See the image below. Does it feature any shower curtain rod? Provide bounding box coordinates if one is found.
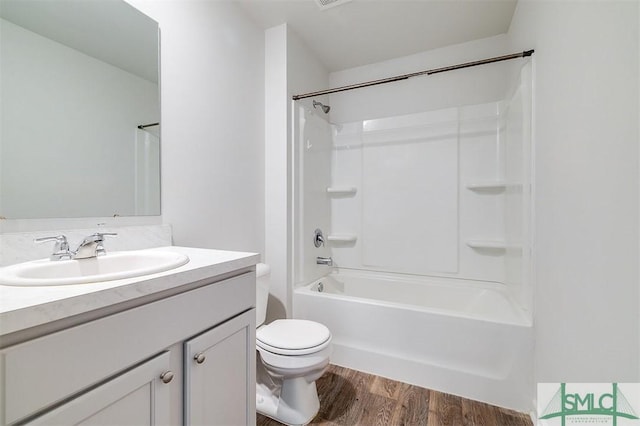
[137,122,159,129]
[292,50,534,100]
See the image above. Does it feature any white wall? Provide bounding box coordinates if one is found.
[329,35,513,123]
[509,1,639,383]
[1,18,159,219]
[265,24,329,319]
[265,24,289,320]
[126,0,265,255]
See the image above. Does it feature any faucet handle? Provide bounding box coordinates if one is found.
[34,235,68,245]
[95,232,118,256]
[93,232,117,256]
[34,235,72,260]
[94,232,118,239]
[80,232,117,243]
[314,229,325,248]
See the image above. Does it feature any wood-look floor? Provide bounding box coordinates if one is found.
[257,364,532,426]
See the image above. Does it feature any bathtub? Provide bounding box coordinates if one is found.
[293,269,533,412]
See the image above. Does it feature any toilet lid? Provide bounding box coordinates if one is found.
[256,319,331,353]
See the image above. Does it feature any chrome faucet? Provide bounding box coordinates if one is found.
[35,232,117,260]
[34,235,73,261]
[316,256,333,266]
[74,232,117,259]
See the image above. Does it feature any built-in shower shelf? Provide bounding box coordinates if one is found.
[466,239,507,250]
[327,234,358,243]
[465,181,523,191]
[326,186,357,195]
[465,181,507,191]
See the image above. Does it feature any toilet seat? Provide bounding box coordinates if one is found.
[256,319,331,356]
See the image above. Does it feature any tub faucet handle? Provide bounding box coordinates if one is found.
[314,229,325,248]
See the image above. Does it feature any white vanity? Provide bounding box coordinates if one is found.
[0,246,258,425]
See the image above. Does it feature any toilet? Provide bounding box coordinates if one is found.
[255,263,332,425]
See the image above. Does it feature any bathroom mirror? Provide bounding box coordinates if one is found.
[0,0,160,219]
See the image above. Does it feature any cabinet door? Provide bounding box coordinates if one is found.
[26,351,172,426]
[184,309,256,426]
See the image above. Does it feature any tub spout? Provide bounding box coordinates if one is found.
[316,256,333,266]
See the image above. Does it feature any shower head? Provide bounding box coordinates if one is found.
[313,100,330,114]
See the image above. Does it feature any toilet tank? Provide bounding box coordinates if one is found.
[256,263,270,327]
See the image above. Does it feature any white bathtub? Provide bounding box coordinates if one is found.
[293,269,533,412]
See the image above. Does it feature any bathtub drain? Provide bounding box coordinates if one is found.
[317,282,324,292]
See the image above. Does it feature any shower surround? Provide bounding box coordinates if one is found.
[292,58,533,411]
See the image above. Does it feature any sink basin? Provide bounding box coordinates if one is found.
[0,250,190,286]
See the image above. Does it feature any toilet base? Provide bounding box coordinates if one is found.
[256,362,322,425]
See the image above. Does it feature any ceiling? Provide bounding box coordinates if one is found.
[238,0,518,72]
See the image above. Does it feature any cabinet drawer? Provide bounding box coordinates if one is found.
[1,272,254,424]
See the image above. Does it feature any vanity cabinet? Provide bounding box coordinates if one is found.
[0,270,256,426]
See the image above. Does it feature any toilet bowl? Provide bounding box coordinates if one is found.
[255,264,332,425]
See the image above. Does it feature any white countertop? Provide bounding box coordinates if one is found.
[0,246,259,339]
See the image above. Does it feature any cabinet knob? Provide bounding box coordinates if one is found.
[160,371,174,384]
[194,353,206,364]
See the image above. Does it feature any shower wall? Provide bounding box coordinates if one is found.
[502,63,532,312]
[293,102,333,286]
[329,65,531,307]
[331,103,503,280]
